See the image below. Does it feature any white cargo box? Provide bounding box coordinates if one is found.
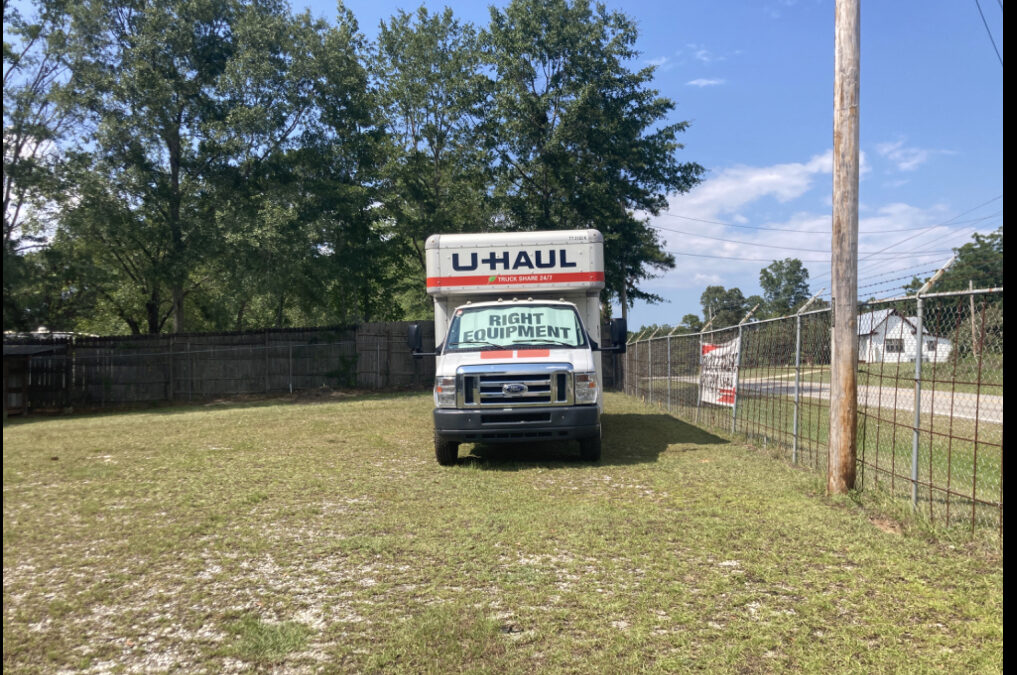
[425,229,605,297]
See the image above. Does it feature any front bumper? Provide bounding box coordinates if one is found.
[434,405,600,444]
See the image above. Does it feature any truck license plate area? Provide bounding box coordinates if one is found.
[480,412,552,425]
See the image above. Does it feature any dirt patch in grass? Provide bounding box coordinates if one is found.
[870,517,904,535]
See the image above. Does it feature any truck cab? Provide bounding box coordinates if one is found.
[408,229,625,465]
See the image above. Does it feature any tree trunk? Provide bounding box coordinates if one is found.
[619,283,629,322]
[275,292,285,328]
[167,111,185,333]
[146,289,161,334]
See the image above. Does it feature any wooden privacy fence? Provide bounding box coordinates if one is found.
[5,322,621,414]
[5,324,427,412]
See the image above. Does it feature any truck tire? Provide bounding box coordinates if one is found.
[435,432,459,466]
[579,435,602,462]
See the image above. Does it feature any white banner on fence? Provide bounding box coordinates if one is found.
[699,338,740,407]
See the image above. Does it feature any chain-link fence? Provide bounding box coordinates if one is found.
[624,287,1003,536]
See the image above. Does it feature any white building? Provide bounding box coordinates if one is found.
[857,309,953,363]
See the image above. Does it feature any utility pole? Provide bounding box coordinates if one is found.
[829,0,860,495]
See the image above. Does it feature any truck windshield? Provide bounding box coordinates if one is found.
[444,305,588,352]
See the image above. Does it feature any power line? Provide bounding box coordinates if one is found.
[974,0,1004,66]
[664,248,954,264]
[850,217,984,268]
[857,266,940,288]
[652,223,956,255]
[665,249,830,263]
[658,207,1000,234]
[854,225,985,279]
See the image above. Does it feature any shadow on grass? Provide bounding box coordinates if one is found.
[460,412,728,469]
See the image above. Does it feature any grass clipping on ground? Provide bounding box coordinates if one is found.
[2,393,1002,673]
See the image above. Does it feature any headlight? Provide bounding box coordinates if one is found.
[434,376,456,407]
[574,372,598,404]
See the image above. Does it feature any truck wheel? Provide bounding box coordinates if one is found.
[435,432,459,466]
[579,435,602,462]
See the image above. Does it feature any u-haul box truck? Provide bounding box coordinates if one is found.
[407,229,626,465]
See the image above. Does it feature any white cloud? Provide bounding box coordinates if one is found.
[646,56,675,73]
[875,139,953,172]
[665,151,832,221]
[693,272,723,285]
[687,78,725,87]
[680,43,726,65]
[875,140,928,171]
[636,152,969,295]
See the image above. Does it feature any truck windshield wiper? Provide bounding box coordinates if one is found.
[509,339,576,348]
[446,340,512,350]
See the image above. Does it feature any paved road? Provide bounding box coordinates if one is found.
[739,377,1003,424]
[651,374,1003,425]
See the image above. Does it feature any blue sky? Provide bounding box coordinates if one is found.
[302,0,1003,328]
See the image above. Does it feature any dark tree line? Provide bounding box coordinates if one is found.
[3,0,703,335]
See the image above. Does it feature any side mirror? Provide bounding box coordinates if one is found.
[610,318,627,354]
[407,324,423,353]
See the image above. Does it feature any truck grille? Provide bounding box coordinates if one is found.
[457,363,573,408]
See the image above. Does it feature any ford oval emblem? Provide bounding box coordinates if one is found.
[503,383,528,396]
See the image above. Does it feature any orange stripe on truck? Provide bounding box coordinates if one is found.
[426,271,604,288]
[479,349,552,359]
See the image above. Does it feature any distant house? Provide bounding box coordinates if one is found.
[857,309,952,363]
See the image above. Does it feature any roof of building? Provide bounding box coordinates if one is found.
[857,309,894,336]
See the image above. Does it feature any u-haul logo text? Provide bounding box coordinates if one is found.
[451,249,577,272]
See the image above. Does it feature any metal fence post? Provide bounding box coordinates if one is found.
[911,295,924,508]
[695,335,703,425]
[288,344,293,394]
[168,336,174,402]
[792,314,802,464]
[731,324,743,434]
[647,338,653,406]
[666,334,672,413]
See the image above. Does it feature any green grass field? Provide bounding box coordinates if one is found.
[3,393,1002,673]
[637,374,1003,536]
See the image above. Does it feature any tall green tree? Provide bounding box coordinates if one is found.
[700,285,746,329]
[759,257,811,318]
[372,6,491,273]
[210,4,393,327]
[905,227,1002,294]
[679,312,703,333]
[482,0,702,314]
[3,0,74,330]
[54,0,339,333]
